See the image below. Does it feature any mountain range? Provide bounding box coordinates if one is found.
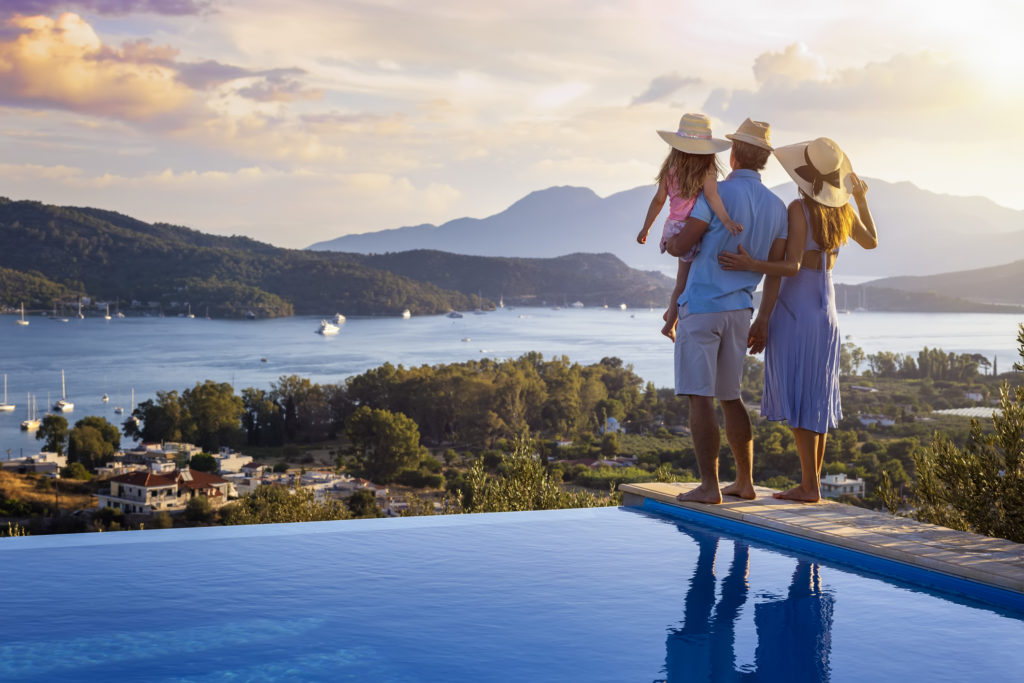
[309,179,1024,287]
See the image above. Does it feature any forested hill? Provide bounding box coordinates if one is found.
[0,198,674,317]
[350,250,673,308]
[0,197,477,318]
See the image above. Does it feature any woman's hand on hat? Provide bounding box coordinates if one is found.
[849,172,868,199]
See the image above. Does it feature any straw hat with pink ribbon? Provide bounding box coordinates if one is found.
[657,113,731,155]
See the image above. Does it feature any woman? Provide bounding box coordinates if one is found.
[718,137,878,502]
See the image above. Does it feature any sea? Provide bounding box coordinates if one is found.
[0,306,1021,457]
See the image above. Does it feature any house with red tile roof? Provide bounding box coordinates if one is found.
[96,467,233,515]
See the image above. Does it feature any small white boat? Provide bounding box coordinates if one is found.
[619,303,628,310]
[104,304,112,321]
[54,369,74,412]
[15,302,29,326]
[334,313,346,324]
[401,309,412,319]
[0,374,14,412]
[316,319,340,335]
[446,311,463,319]
[20,394,39,431]
[113,405,124,415]
[570,301,584,308]
[461,337,471,342]
[101,393,109,403]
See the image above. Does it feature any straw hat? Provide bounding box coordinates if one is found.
[657,113,731,155]
[774,137,853,207]
[725,118,773,150]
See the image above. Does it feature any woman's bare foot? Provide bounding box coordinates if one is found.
[721,482,756,500]
[771,486,820,503]
[676,485,722,505]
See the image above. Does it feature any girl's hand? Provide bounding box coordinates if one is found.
[725,220,744,236]
[849,172,868,199]
[637,228,649,244]
[718,244,755,271]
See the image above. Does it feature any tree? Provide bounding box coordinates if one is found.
[221,485,349,525]
[68,425,115,470]
[184,495,214,523]
[345,406,425,483]
[346,489,383,518]
[909,324,1024,542]
[60,462,92,480]
[36,414,68,456]
[189,453,219,473]
[125,390,185,442]
[181,380,244,452]
[460,443,608,513]
[68,416,120,471]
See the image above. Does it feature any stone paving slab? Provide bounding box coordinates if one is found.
[619,481,1024,594]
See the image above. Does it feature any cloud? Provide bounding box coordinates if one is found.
[630,72,702,106]
[704,45,986,135]
[2,0,210,16]
[0,13,197,122]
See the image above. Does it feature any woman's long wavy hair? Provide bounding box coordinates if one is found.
[657,149,721,200]
[800,190,855,251]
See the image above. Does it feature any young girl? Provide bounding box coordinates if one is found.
[636,113,742,340]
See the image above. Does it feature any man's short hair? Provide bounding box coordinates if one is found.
[732,141,771,171]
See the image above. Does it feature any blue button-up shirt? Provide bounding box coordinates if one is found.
[678,169,788,314]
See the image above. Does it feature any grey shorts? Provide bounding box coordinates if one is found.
[674,304,751,399]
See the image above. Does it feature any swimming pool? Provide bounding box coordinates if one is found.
[1,506,1022,681]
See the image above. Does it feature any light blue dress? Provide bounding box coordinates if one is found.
[761,201,842,433]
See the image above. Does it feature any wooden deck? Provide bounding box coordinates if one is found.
[619,481,1024,596]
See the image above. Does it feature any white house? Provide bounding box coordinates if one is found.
[1,452,67,474]
[820,473,866,499]
[212,447,253,473]
[96,466,232,514]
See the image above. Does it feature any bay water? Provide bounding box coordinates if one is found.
[0,307,1020,457]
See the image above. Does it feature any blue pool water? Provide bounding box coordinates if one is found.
[1,506,1022,682]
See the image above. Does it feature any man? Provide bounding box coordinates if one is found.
[665,118,787,504]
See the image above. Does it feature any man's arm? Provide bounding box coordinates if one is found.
[748,236,788,354]
[665,216,709,257]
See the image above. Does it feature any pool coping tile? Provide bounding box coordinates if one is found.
[619,481,1024,596]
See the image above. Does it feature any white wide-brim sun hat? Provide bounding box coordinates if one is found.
[774,137,854,207]
[657,113,731,155]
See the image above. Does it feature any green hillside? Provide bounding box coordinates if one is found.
[353,250,673,308]
[0,197,477,318]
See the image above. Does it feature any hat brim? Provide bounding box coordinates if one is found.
[725,132,773,151]
[773,141,853,208]
[657,130,731,155]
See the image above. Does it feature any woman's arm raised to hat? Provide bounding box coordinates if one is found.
[637,176,669,244]
[849,172,878,250]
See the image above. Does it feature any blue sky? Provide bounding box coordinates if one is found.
[1,1,1021,248]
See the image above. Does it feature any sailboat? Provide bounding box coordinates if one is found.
[20,394,39,431]
[186,304,195,319]
[0,374,14,411]
[76,299,84,319]
[54,369,74,412]
[104,304,112,321]
[16,302,29,326]
[125,387,139,426]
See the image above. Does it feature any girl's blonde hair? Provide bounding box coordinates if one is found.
[656,149,721,200]
[800,191,855,251]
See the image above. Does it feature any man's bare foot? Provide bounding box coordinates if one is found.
[676,486,723,505]
[721,482,756,500]
[771,486,820,503]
